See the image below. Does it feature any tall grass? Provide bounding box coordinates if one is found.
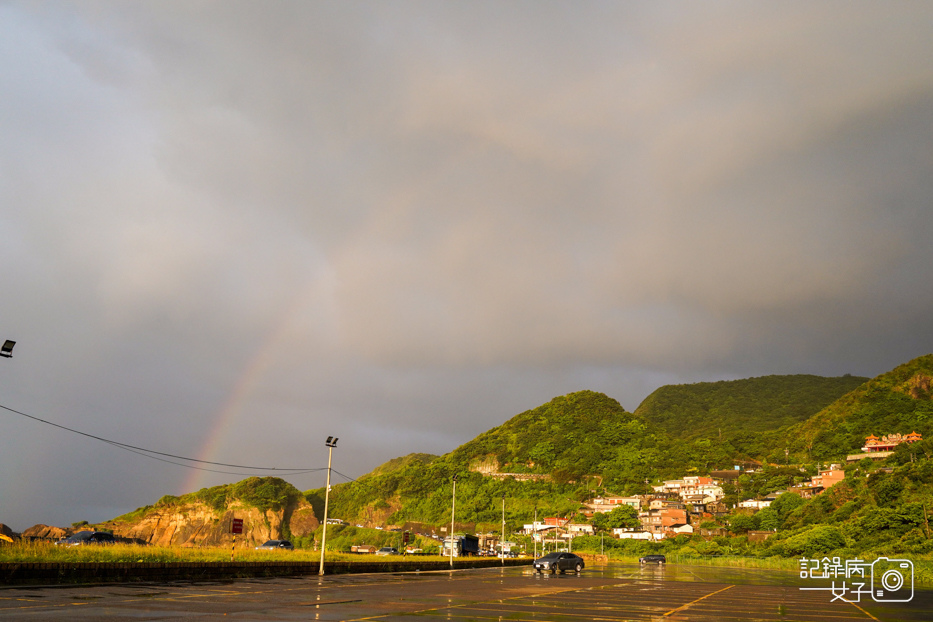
[0,541,442,564]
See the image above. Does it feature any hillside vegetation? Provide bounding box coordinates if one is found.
[319,391,673,530]
[635,374,868,457]
[56,355,931,571]
[785,354,933,462]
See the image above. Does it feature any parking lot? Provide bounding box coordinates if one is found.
[1,564,930,621]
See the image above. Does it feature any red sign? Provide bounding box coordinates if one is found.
[231,518,244,535]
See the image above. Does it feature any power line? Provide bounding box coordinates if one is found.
[331,469,358,483]
[0,402,327,475]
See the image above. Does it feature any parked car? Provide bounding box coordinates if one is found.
[255,540,293,550]
[58,531,116,546]
[639,554,667,564]
[533,552,585,574]
[375,547,399,556]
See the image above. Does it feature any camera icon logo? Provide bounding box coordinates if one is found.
[871,558,914,603]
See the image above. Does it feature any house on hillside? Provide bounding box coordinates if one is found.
[522,522,558,537]
[639,507,688,535]
[614,529,663,540]
[793,468,845,499]
[652,477,724,502]
[566,523,595,536]
[668,523,693,536]
[848,432,923,462]
[862,432,922,452]
[587,496,642,512]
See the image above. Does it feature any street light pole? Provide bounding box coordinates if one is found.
[318,436,338,576]
[533,504,538,559]
[449,473,458,569]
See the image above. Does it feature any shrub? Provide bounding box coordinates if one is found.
[782,525,846,557]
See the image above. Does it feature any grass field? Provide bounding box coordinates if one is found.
[0,541,423,564]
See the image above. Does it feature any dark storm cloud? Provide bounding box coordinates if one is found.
[1,1,932,529]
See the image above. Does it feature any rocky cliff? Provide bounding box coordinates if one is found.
[18,477,320,548]
[102,500,318,547]
[20,524,69,540]
[101,477,320,547]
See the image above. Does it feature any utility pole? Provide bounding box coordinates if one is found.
[501,493,506,566]
[318,436,338,576]
[449,473,458,568]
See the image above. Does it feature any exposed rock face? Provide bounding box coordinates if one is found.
[21,524,69,540]
[13,478,320,548]
[101,500,319,547]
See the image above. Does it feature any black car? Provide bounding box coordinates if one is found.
[255,540,294,550]
[59,531,116,546]
[533,552,585,574]
[639,554,667,564]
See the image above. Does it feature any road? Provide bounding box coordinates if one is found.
[1,563,930,621]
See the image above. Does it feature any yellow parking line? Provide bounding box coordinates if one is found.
[844,600,880,621]
[661,584,734,617]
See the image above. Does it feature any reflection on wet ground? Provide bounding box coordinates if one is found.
[0,561,930,621]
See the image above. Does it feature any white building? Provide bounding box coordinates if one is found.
[738,499,772,510]
[613,529,664,541]
[588,496,642,512]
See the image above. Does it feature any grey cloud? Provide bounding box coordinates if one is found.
[1,1,932,529]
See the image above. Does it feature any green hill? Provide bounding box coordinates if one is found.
[786,354,933,462]
[367,453,438,478]
[447,390,669,481]
[311,361,932,537]
[320,391,689,529]
[635,374,868,439]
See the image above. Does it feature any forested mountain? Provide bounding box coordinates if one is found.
[446,391,680,483]
[634,374,868,442]
[784,354,933,462]
[318,391,689,530]
[312,361,930,533]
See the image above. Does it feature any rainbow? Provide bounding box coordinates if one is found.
[181,294,315,494]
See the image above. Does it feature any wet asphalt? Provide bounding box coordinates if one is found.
[1,562,930,621]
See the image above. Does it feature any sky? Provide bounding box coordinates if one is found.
[2,1,933,531]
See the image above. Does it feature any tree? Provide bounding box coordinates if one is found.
[771,492,805,523]
[592,506,639,532]
[729,513,758,534]
[756,507,780,531]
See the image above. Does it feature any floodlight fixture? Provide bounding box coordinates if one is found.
[325,436,338,448]
[1,340,14,358]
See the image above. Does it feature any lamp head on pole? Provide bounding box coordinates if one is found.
[325,436,338,448]
[452,473,458,483]
[1,340,14,358]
